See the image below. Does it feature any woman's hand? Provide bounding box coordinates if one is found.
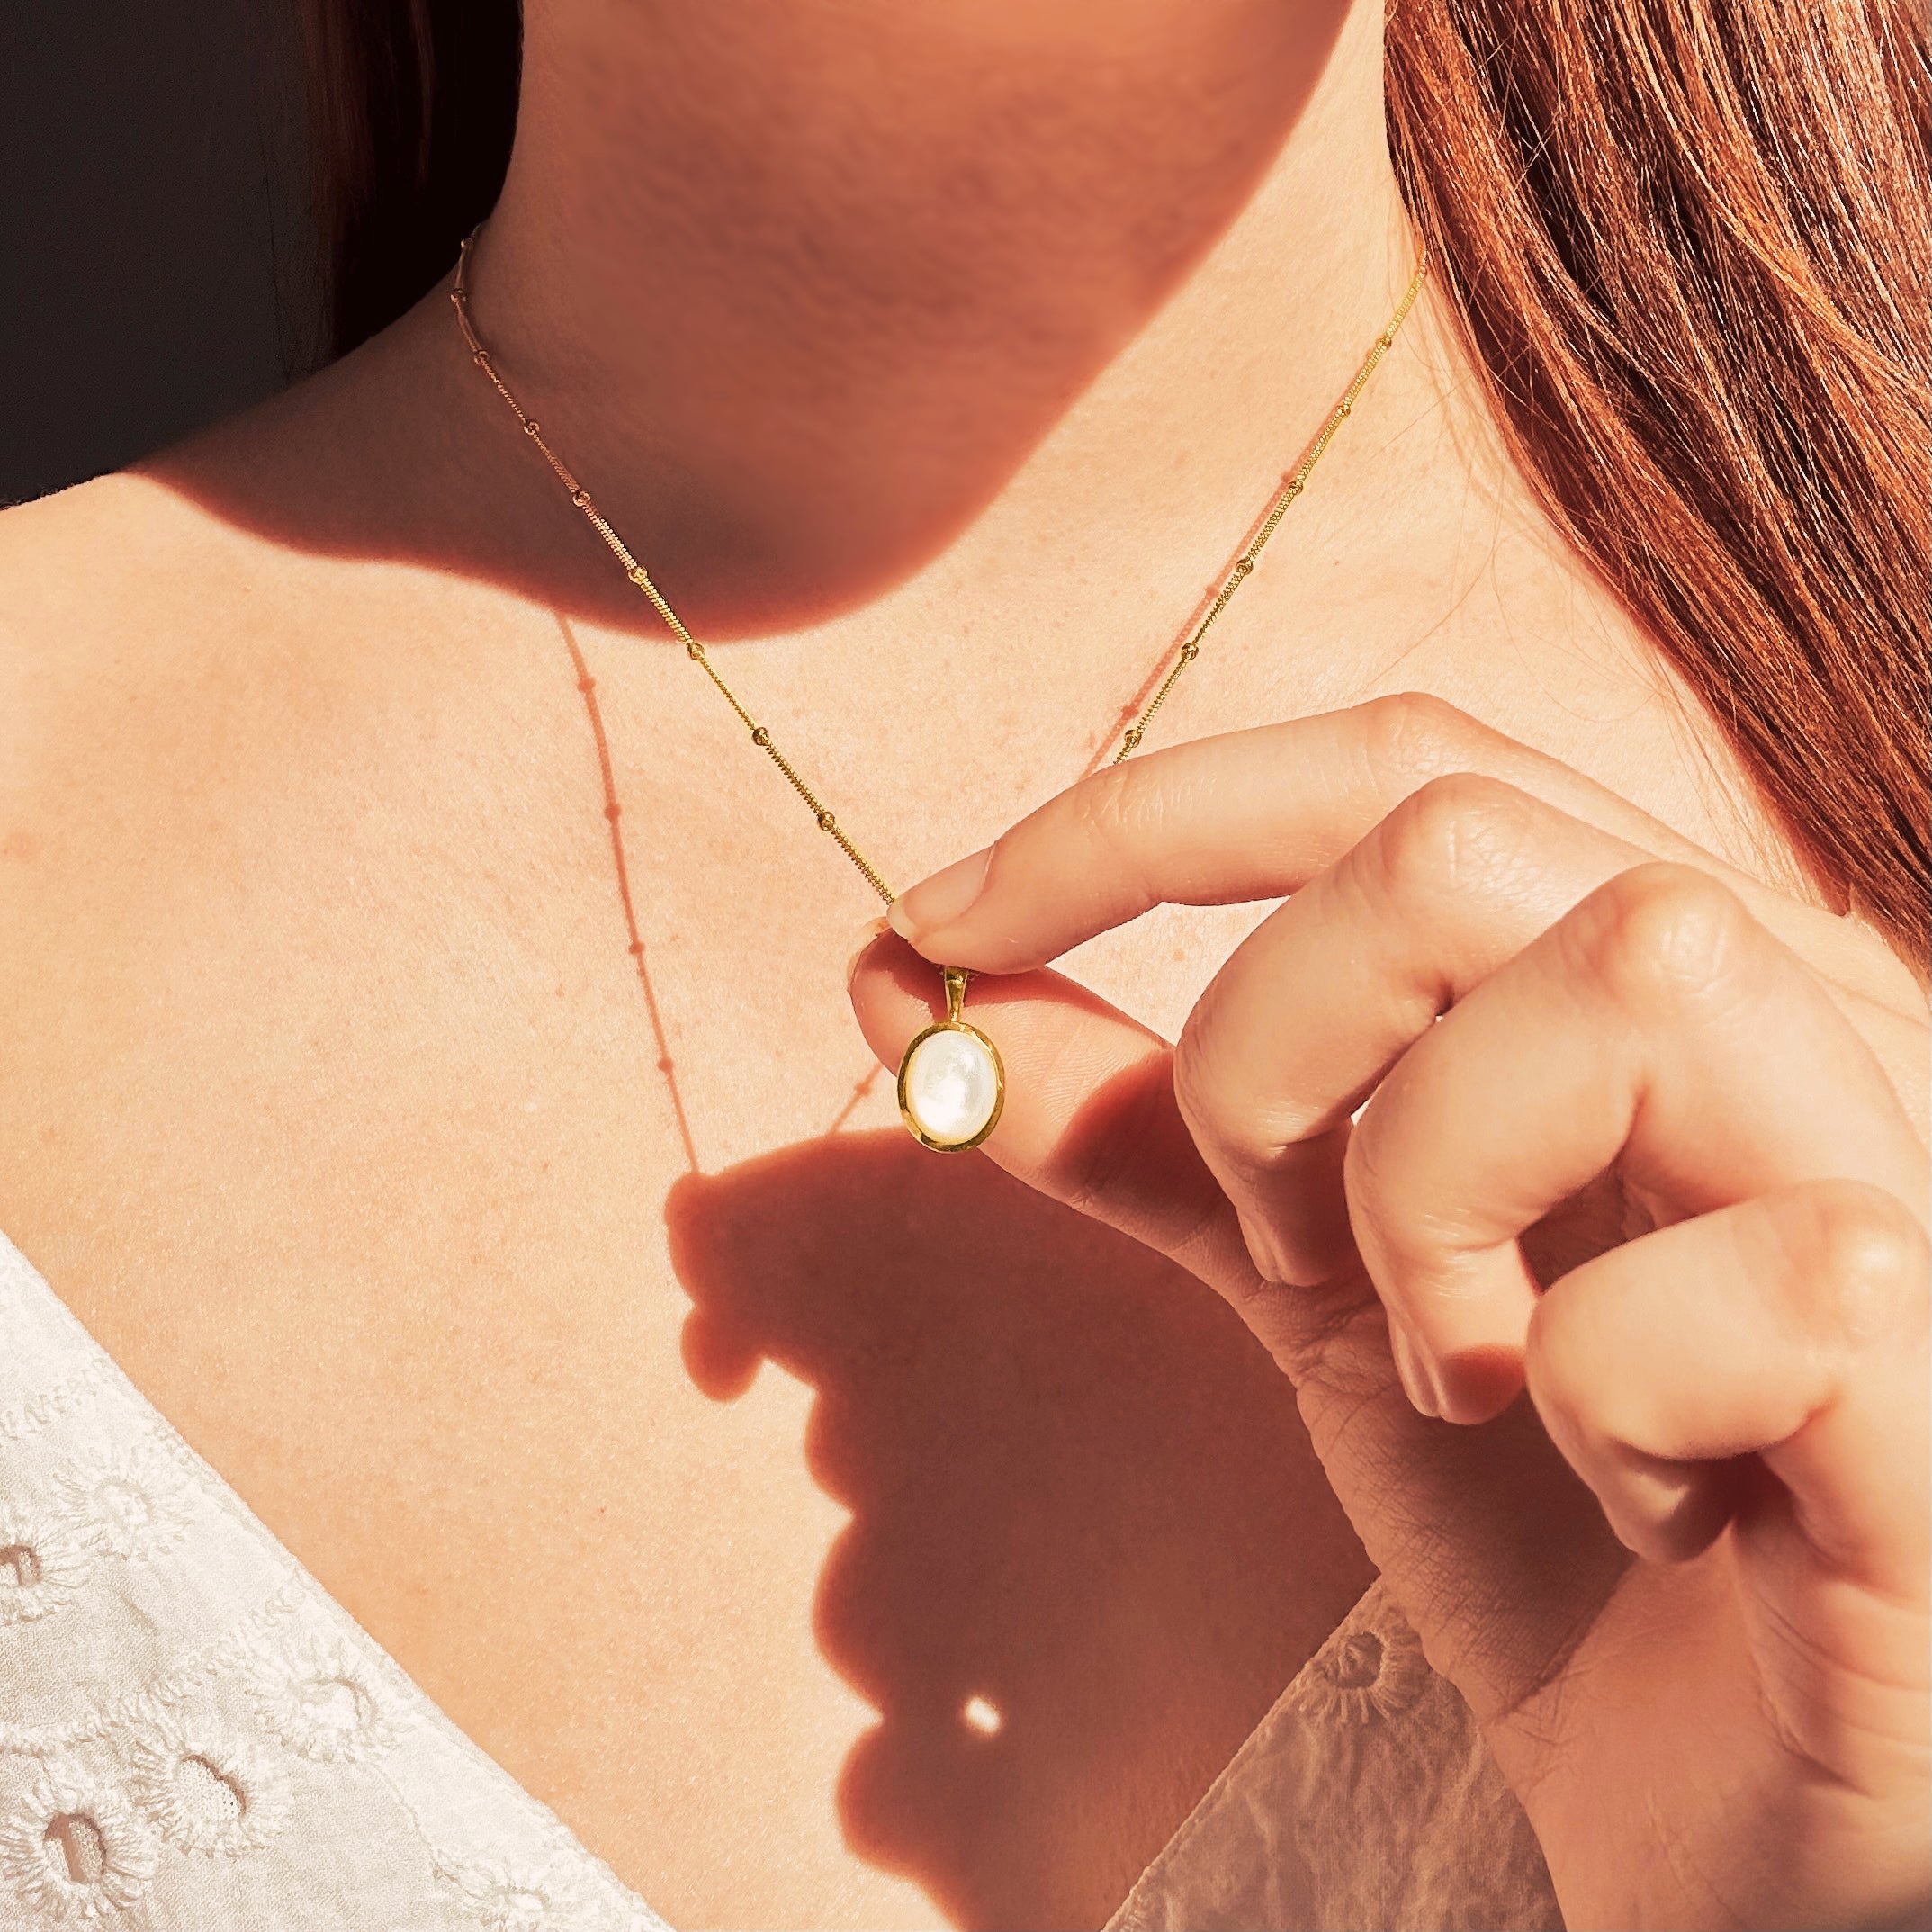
[849,695,1930,1932]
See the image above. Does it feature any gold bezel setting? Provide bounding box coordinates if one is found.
[896,966,1005,1152]
[896,1017,1006,1153]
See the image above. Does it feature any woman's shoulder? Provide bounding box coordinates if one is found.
[0,313,486,748]
[0,479,195,910]
[0,443,426,1245]
[0,468,194,665]
[0,471,293,939]
[0,410,475,851]
[0,465,292,768]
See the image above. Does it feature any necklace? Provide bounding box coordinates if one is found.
[451,233,1427,1152]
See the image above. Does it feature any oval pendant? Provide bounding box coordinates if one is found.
[898,966,1005,1152]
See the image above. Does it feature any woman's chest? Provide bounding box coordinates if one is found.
[0,747,1370,1927]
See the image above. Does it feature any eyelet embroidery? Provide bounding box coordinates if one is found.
[1314,1620,1429,1724]
[0,1363,112,1445]
[248,1636,403,1763]
[0,1502,92,1626]
[0,1231,676,1932]
[55,1445,193,1563]
[0,1578,304,1760]
[440,1856,606,1932]
[124,1710,289,1855]
[0,1764,159,1919]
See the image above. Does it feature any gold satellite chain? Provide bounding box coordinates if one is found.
[451,233,1428,907]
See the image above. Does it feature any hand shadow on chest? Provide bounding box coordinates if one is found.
[666,1130,1372,1932]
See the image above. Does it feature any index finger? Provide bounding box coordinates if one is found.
[886,693,1917,1015]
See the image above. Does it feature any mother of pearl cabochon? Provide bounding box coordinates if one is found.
[900,1025,1002,1149]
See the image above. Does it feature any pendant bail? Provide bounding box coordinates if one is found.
[943,966,969,1022]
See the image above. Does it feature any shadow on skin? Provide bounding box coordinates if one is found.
[137,1,1352,643]
[668,1130,1372,1931]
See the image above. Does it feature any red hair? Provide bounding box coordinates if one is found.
[1387,0,1930,969]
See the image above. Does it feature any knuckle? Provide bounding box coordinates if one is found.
[1174,967,1351,1177]
[1066,757,1165,877]
[1370,772,1541,903]
[1169,1016,1220,1142]
[1056,1071,1161,1225]
[1340,1100,1444,1281]
[1783,1179,1931,1349]
[1574,862,1755,1012]
[1353,691,1487,794]
[1339,1109,1396,1248]
[1172,1006,1276,1173]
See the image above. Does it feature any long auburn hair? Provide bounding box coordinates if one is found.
[299,0,1931,973]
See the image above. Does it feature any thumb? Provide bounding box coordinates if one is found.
[848,930,1258,1300]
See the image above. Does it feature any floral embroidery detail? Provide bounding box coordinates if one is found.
[55,1445,192,1562]
[124,1709,289,1855]
[1314,1619,1429,1724]
[0,1363,112,1444]
[440,1856,607,1932]
[0,1579,304,1760]
[0,1764,158,1919]
[248,1635,404,1763]
[0,1503,92,1626]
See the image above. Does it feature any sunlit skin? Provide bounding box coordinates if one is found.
[0,1,1921,1928]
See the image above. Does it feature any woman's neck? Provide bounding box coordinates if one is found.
[157,0,1777,884]
[461,0,1423,638]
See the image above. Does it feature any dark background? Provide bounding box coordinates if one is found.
[2,0,312,507]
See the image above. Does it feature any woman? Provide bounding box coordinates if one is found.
[0,0,1922,1926]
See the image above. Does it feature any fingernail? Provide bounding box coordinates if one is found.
[1388,1318,1442,1420]
[887,848,992,945]
[846,915,889,990]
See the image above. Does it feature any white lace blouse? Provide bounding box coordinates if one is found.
[0,1229,1561,1929]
